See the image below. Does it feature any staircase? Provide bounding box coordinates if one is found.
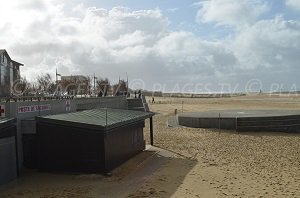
[127,95,149,112]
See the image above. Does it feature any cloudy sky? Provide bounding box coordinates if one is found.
[1,0,300,93]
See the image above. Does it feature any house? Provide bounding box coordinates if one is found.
[60,75,90,95]
[60,75,87,82]
[0,50,24,97]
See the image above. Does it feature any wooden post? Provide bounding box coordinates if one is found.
[219,113,221,133]
[150,117,154,145]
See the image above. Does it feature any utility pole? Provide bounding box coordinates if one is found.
[126,72,129,92]
[93,73,97,96]
[56,68,58,83]
[56,68,61,84]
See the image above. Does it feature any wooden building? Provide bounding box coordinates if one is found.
[36,109,154,173]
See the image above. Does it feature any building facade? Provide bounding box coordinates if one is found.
[0,50,24,97]
[59,75,90,95]
[60,75,87,82]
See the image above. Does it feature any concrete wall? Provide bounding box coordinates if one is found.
[237,115,300,132]
[76,96,128,111]
[0,96,128,170]
[177,116,237,130]
[0,119,18,186]
[177,113,300,132]
[0,137,17,185]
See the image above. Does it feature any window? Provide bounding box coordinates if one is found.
[3,56,7,65]
[1,65,4,84]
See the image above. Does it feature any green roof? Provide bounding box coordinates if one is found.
[37,109,154,131]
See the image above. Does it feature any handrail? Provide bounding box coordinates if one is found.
[0,96,76,103]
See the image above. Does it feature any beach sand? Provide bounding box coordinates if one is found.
[1,94,300,197]
[142,94,300,197]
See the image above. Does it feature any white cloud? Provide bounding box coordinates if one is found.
[196,0,269,26]
[234,16,300,70]
[286,0,300,11]
[1,0,300,92]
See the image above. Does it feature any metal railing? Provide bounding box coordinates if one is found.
[0,96,75,103]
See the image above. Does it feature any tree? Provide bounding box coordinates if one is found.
[76,76,91,96]
[36,73,54,94]
[60,78,76,95]
[84,76,92,95]
[96,78,111,96]
[112,79,127,96]
[12,77,30,96]
[58,75,91,96]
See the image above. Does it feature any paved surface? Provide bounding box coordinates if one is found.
[167,116,182,128]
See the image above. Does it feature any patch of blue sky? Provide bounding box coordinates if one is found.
[82,0,299,40]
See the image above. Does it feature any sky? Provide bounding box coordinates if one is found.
[1,0,300,93]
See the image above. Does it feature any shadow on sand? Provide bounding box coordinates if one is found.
[0,146,197,198]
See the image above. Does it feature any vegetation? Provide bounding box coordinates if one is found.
[10,73,129,97]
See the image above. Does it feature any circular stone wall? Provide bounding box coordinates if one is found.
[177,110,300,132]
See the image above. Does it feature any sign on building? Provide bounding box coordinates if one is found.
[18,105,51,114]
[0,105,5,118]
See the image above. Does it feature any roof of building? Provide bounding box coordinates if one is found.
[0,118,16,130]
[37,108,154,131]
[0,49,24,66]
[0,49,9,59]
[61,75,87,79]
[12,60,24,66]
[61,75,86,77]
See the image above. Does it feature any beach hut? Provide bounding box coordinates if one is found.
[0,118,18,185]
[36,109,154,173]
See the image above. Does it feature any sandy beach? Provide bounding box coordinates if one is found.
[143,94,300,197]
[1,94,300,197]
